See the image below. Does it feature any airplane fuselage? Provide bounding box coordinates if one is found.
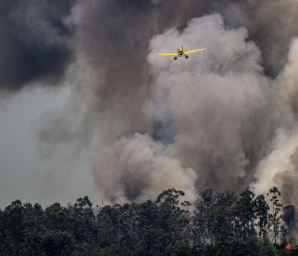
[178,47,184,55]
[174,47,188,60]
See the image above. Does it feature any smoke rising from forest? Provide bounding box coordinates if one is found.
[3,0,298,205]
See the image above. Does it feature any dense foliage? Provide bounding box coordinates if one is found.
[0,187,297,256]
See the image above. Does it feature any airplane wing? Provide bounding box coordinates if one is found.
[156,53,178,56]
[184,48,206,54]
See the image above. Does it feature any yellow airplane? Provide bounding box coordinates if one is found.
[156,46,206,60]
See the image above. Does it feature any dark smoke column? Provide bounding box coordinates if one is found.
[69,0,211,142]
[0,0,76,92]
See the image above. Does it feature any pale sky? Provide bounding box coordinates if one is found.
[0,87,99,209]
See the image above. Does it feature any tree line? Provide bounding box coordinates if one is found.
[0,186,297,256]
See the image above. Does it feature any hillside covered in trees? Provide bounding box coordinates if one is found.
[0,187,297,256]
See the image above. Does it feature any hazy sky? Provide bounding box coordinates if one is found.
[0,87,99,209]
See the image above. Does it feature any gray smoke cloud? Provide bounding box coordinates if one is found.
[210,0,298,78]
[0,0,75,92]
[18,0,298,204]
[93,133,197,203]
[252,39,298,206]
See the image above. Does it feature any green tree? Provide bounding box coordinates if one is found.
[40,230,73,256]
[44,202,71,232]
[246,235,262,256]
[0,200,24,255]
[195,189,216,244]
[235,189,257,241]
[267,187,284,244]
[97,205,118,248]
[216,239,253,256]
[0,187,286,255]
[19,203,45,256]
[255,194,270,238]
[259,237,275,256]
[134,199,158,255]
[153,188,188,254]
[72,196,97,246]
[196,189,237,243]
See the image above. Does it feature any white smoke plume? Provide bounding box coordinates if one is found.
[92,13,295,203]
[252,38,298,205]
[252,128,298,203]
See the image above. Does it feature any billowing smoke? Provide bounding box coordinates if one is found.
[6,0,298,204]
[252,128,298,206]
[93,133,197,203]
[146,14,290,191]
[252,39,298,206]
[91,13,296,202]
[210,0,298,77]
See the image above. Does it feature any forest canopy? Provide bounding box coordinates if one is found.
[0,187,297,256]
